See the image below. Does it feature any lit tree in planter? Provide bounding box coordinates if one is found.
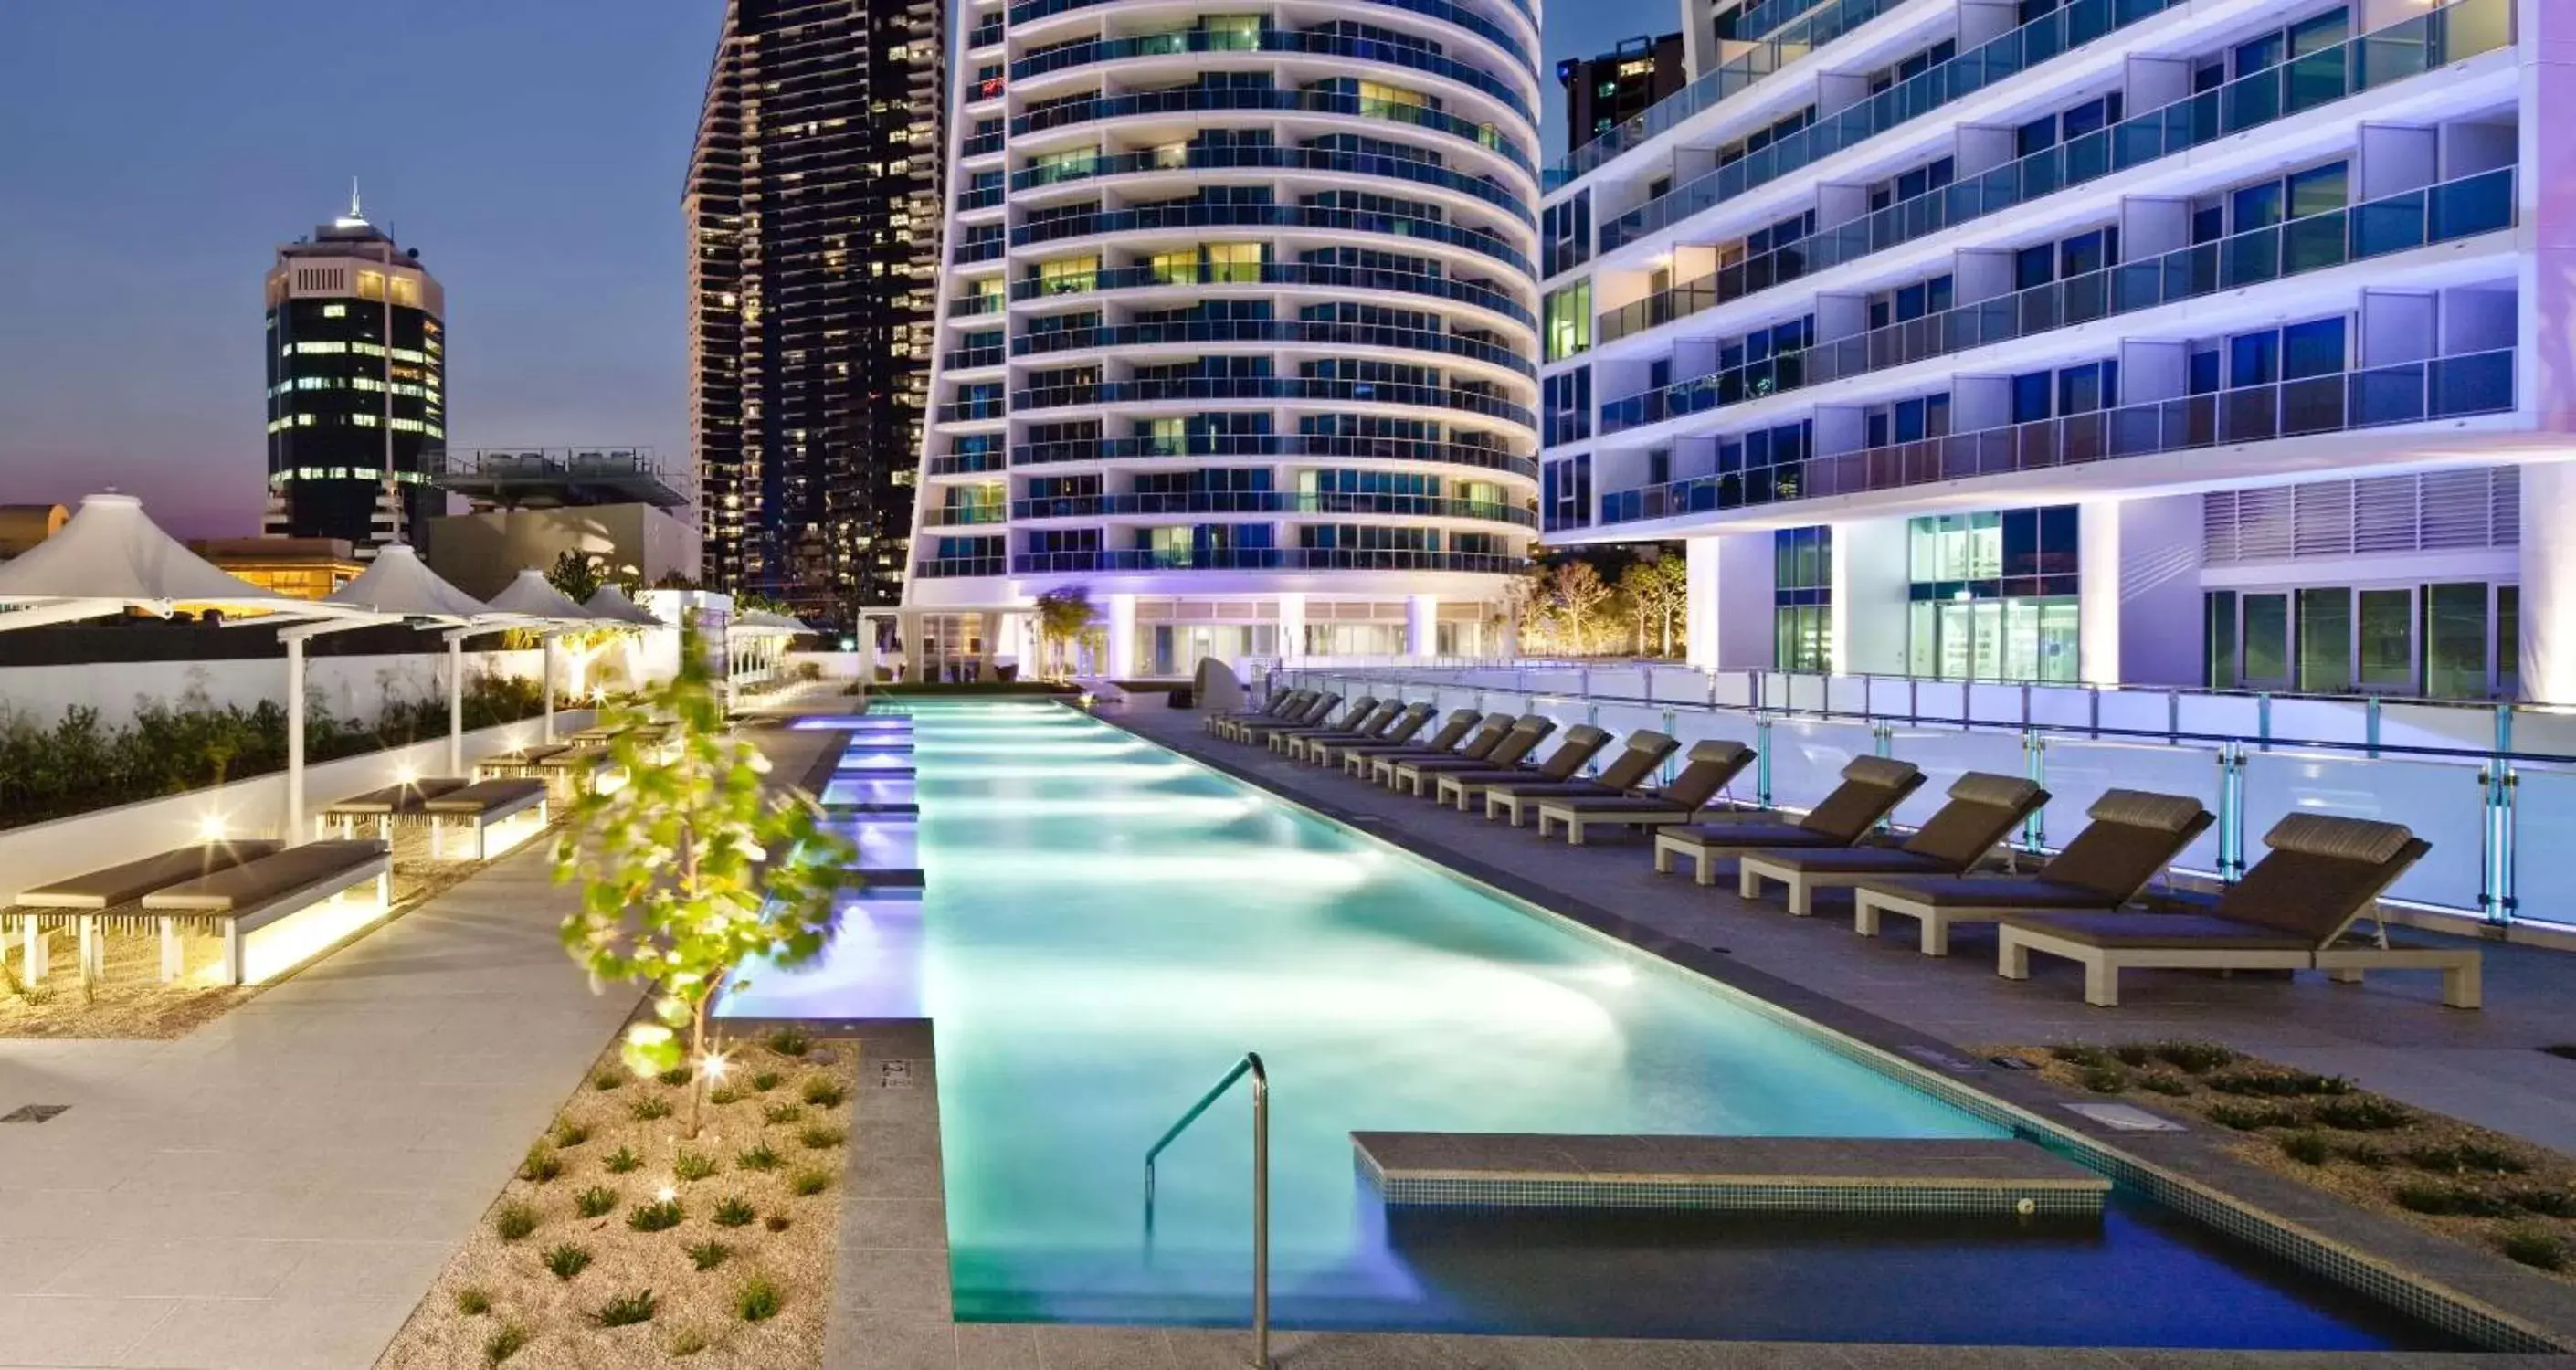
[553,623,856,1136]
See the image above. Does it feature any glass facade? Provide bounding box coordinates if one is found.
[2209,580,2517,698]
[1772,525,1831,671]
[1904,507,2079,682]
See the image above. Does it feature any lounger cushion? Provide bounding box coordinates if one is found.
[1490,778,1621,800]
[423,779,549,815]
[1749,848,1955,876]
[2265,813,2415,865]
[1655,743,1758,809]
[1529,725,1611,779]
[2213,840,2430,944]
[547,747,612,767]
[1842,755,1920,788]
[2088,789,2209,832]
[1590,732,1679,791]
[1663,821,1846,849]
[141,840,388,913]
[1544,793,1701,814]
[2039,805,2213,901]
[17,841,285,909]
[1945,773,2043,809]
[1851,875,2115,910]
[325,779,469,815]
[1797,764,1924,842]
[1899,774,2047,866]
[1995,911,2312,951]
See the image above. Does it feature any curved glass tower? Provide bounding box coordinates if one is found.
[905,0,1544,677]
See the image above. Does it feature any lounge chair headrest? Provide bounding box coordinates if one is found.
[1947,772,2043,809]
[1510,713,1551,732]
[2087,789,2208,832]
[1686,738,1750,764]
[1622,730,1677,754]
[1841,755,1920,788]
[2264,813,2416,865]
[1561,724,1610,748]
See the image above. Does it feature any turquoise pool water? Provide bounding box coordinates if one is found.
[727,702,2442,1346]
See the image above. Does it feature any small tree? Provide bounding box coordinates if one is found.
[1621,555,1689,658]
[546,550,607,605]
[1547,561,1616,656]
[553,624,856,1137]
[1033,585,1098,679]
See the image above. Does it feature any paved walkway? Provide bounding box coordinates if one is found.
[1125,709,2576,1156]
[0,842,639,1369]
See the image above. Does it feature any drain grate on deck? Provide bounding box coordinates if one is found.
[0,1104,69,1124]
[2062,1101,2184,1133]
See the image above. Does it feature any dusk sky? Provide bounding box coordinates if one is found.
[0,0,1665,539]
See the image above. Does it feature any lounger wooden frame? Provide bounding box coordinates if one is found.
[1737,774,2050,916]
[1851,795,2216,954]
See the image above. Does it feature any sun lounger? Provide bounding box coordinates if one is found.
[1651,756,1927,884]
[1226,692,1342,743]
[1383,715,1557,796]
[1263,697,1387,754]
[1851,790,2214,954]
[422,779,552,860]
[11,841,291,985]
[1478,731,1680,824]
[1211,690,1309,739]
[320,778,470,840]
[1994,814,2475,1008]
[1526,739,1755,840]
[1349,711,1504,777]
[139,839,394,985]
[1737,772,2052,915]
[1289,701,1433,764]
[1432,725,1613,810]
[1332,709,1483,774]
[476,743,573,779]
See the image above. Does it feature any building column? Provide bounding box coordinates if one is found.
[1684,533,1778,670]
[1830,516,1910,676]
[2522,0,2576,437]
[1104,593,1136,680]
[2521,462,2576,702]
[2078,500,2124,687]
[2109,492,2205,688]
[1406,593,1438,659]
[1276,593,1306,662]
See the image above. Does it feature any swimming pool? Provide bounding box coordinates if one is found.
[729,702,2447,1347]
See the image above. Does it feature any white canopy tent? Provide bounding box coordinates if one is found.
[483,570,607,747]
[323,543,519,780]
[583,584,666,628]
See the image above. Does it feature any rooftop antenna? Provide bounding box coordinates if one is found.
[349,177,364,221]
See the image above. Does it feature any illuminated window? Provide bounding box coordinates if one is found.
[322,303,347,319]
[1147,248,1196,286]
[356,271,385,301]
[1357,81,1428,121]
[1035,254,1098,294]
[1543,279,1591,362]
[1206,241,1262,284]
[295,341,348,354]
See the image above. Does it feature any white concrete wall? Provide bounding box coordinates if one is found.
[0,649,546,732]
[0,711,595,896]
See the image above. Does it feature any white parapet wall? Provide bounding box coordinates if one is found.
[0,648,547,732]
[0,711,595,897]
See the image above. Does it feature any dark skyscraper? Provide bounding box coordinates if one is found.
[263,195,447,550]
[1557,33,1686,157]
[687,0,945,627]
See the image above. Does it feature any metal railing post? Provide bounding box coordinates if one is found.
[1143,1052,1271,1368]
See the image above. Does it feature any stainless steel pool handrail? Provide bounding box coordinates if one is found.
[1144,1051,1270,1368]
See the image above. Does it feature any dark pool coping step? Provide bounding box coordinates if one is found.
[855,868,926,889]
[1355,1133,2108,1217]
[823,801,922,817]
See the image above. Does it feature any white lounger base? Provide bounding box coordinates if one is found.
[1538,806,1693,846]
[1853,887,2083,956]
[1995,923,2483,1009]
[428,796,551,862]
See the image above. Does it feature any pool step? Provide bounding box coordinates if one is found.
[1354,1133,2108,1217]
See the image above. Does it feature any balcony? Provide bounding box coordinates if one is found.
[1008,547,1528,574]
[923,504,1010,528]
[927,451,1008,476]
[1596,349,2516,524]
[1597,167,2515,436]
[1009,434,1540,479]
[1007,0,1540,57]
[1009,374,1536,426]
[1010,261,1534,329]
[1011,202,1531,276]
[1010,143,1528,221]
[1592,0,2512,342]
[935,395,1008,423]
[1013,318,1535,377]
[1011,86,1532,176]
[913,555,1008,578]
[1010,28,1532,121]
[941,343,1008,371]
[1008,491,1536,525]
[951,237,1004,266]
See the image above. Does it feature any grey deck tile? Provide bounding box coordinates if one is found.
[1029,1324,1179,1369]
[830,1306,961,1370]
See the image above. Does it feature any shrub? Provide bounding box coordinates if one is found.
[2311,1097,2412,1132]
[2507,1186,2576,1218]
[2110,1043,2153,1068]
[687,1239,732,1271]
[763,1102,804,1126]
[628,1199,684,1233]
[2393,1183,2514,1218]
[674,1150,719,1182]
[2048,1043,2113,1069]
[543,1243,593,1280]
[670,1327,712,1357]
[2277,1133,2331,1166]
[517,1146,563,1184]
[2207,1103,2300,1132]
[2150,1041,2238,1074]
[483,1320,531,1366]
[575,1186,619,1219]
[604,1146,643,1175]
[801,1078,847,1109]
[658,1066,693,1089]
[493,1201,539,1242]
[2208,1070,2352,1099]
[752,1070,784,1092]
[766,1028,812,1058]
[788,1167,833,1197]
[592,1071,626,1091]
[2406,1144,2528,1176]
[765,1214,792,1233]
[456,1287,491,1316]
[800,1124,846,1151]
[2339,1142,2390,1169]
[2078,1066,2127,1094]
[552,1121,591,1149]
[596,1290,659,1328]
[2136,1075,2190,1097]
[2498,1226,2568,1271]
[712,1196,757,1228]
[628,1094,674,1122]
[735,1272,784,1323]
[707,1085,744,1107]
[737,1143,782,1173]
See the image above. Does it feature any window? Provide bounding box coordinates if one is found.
[2296,587,2352,691]
[2422,582,2493,698]
[1774,525,1832,673]
[1034,254,1098,293]
[1206,241,1262,282]
[1543,365,1590,445]
[1542,191,1592,276]
[1543,280,1591,362]
[1541,453,1591,532]
[1147,248,1196,285]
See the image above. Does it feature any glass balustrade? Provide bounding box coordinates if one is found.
[1009,376,1537,427]
[1012,87,1532,176]
[1010,201,1532,276]
[1011,144,1527,219]
[1010,548,1527,574]
[1011,319,1534,375]
[1008,436,1538,478]
[1005,492,1533,523]
[1010,262,1534,328]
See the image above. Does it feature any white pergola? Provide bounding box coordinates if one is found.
[322,543,521,783]
[483,570,608,748]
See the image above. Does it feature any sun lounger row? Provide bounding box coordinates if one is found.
[321,777,551,859]
[9,839,392,985]
[1209,698,2479,1009]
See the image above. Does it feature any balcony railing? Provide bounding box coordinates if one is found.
[1008,547,1527,574]
[967,19,1004,48]
[951,237,1005,266]
[927,450,1008,476]
[957,185,1004,211]
[1010,29,1531,121]
[1009,375,1536,426]
[961,131,1005,158]
[935,396,1008,423]
[914,555,1008,578]
[1013,318,1535,376]
[1012,201,1532,275]
[1012,86,1532,176]
[1596,349,2516,523]
[1011,261,1534,329]
[1548,0,1906,186]
[1008,0,1538,54]
[942,344,1008,371]
[1008,491,1536,524]
[1593,0,2513,342]
[945,294,1005,319]
[1599,0,2197,250]
[1011,142,1528,221]
[1009,435,1539,479]
[1597,167,2516,435]
[923,504,1010,527]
